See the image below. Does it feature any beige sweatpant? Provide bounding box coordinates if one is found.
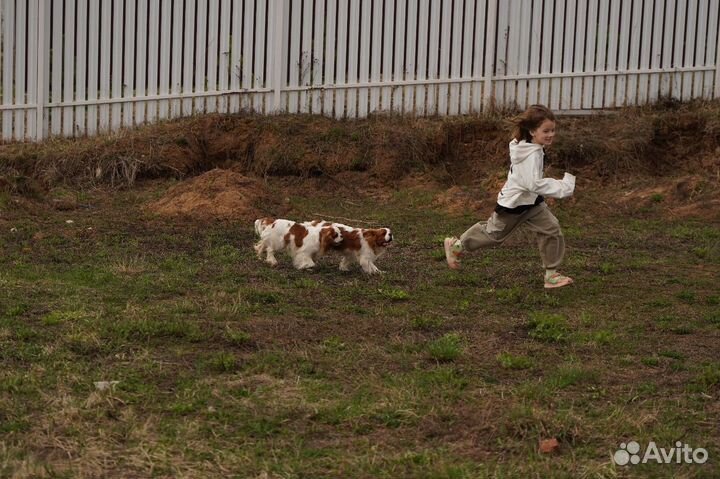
[459,203,565,269]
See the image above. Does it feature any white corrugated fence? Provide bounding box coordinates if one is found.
[1,0,719,142]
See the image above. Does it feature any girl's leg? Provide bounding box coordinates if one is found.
[444,212,522,269]
[523,204,572,288]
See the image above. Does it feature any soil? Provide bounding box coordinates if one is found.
[146,168,279,221]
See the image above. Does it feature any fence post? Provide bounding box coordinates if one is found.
[483,0,498,110]
[716,20,720,100]
[270,0,285,113]
[35,0,46,141]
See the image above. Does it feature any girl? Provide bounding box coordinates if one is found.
[443,104,575,289]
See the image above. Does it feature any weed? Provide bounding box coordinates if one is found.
[676,290,696,303]
[497,352,534,370]
[294,278,320,289]
[527,312,569,343]
[225,327,251,346]
[3,304,29,318]
[599,262,616,274]
[378,287,410,301]
[641,356,661,367]
[411,316,444,331]
[547,365,597,389]
[659,350,684,360]
[204,352,240,373]
[688,364,720,393]
[111,317,206,342]
[245,290,280,305]
[428,333,463,362]
[322,337,346,353]
[670,325,694,335]
[496,286,523,304]
[66,332,103,356]
[42,310,80,325]
[705,312,720,326]
[111,255,148,274]
[586,329,615,345]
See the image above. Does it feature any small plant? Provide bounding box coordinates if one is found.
[205,352,239,373]
[659,350,684,360]
[527,312,569,342]
[670,325,694,335]
[641,356,660,367]
[496,286,523,304]
[599,262,616,274]
[111,255,147,274]
[428,333,463,362]
[4,304,29,318]
[246,291,279,305]
[42,310,86,325]
[588,329,615,345]
[378,288,410,301]
[688,363,720,393]
[650,193,664,203]
[430,250,446,262]
[705,312,720,326]
[676,291,696,303]
[547,365,597,389]
[497,352,533,370]
[411,316,444,331]
[294,278,320,289]
[66,332,103,356]
[322,337,346,353]
[225,328,251,346]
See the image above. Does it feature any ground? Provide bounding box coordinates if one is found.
[1,107,719,477]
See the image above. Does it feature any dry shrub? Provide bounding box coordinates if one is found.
[1,101,719,195]
[550,111,655,175]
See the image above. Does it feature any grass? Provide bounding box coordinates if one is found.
[0,179,719,478]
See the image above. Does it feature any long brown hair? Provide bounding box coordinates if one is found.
[511,104,556,142]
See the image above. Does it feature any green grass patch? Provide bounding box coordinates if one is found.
[427,333,463,362]
[497,352,534,370]
[2,174,720,477]
[527,312,569,343]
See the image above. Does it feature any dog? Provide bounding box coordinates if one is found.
[254,217,342,269]
[329,223,393,274]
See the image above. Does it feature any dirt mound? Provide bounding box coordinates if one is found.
[146,168,278,221]
[616,174,720,220]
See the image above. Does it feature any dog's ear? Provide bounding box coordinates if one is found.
[319,227,334,249]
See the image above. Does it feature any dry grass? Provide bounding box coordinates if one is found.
[2,100,719,195]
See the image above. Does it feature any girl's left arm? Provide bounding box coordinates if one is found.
[519,153,576,198]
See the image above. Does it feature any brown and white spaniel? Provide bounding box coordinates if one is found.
[330,223,393,274]
[254,217,342,270]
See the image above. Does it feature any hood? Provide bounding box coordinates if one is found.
[509,139,543,164]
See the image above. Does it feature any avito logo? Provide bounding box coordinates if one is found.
[614,441,708,466]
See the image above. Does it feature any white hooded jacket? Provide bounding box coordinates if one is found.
[496,139,576,209]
